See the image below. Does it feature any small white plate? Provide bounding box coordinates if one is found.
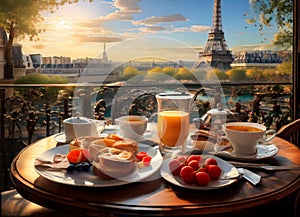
[54,133,67,143]
[212,144,278,161]
[160,156,239,190]
[35,143,163,187]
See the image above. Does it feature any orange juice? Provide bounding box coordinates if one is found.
[158,111,189,148]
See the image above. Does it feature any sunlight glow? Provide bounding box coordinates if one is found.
[55,18,72,29]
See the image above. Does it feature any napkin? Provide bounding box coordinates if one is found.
[34,154,69,171]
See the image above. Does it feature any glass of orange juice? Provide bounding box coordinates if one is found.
[156,92,193,155]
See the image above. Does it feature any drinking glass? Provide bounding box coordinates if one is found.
[156,92,193,156]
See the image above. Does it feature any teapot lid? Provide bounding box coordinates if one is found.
[207,103,228,115]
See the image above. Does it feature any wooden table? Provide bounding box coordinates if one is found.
[10,136,300,217]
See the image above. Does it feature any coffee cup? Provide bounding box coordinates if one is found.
[223,122,276,155]
[63,117,105,142]
[115,115,148,140]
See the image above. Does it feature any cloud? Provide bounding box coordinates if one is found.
[98,0,141,22]
[137,25,210,34]
[139,26,168,33]
[172,25,210,33]
[190,25,211,32]
[114,0,141,13]
[133,14,187,26]
[99,11,134,21]
[132,14,208,34]
[72,20,113,35]
[76,18,105,28]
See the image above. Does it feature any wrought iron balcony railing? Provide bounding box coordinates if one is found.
[0,82,292,145]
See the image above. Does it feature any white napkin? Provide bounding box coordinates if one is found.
[34,154,69,170]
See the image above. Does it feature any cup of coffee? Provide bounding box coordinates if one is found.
[63,117,105,142]
[115,115,148,140]
[223,122,276,155]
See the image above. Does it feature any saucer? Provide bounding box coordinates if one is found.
[54,133,67,143]
[212,144,279,161]
[54,127,154,144]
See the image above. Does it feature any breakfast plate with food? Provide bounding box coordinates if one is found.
[160,155,240,190]
[34,134,163,187]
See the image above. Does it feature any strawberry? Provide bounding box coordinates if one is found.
[195,171,210,186]
[142,155,152,167]
[136,151,148,161]
[205,157,218,166]
[207,165,222,180]
[180,166,195,184]
[187,155,203,164]
[188,160,200,170]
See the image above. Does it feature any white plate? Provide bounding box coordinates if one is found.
[35,144,163,187]
[212,144,278,161]
[54,132,109,143]
[54,132,67,143]
[54,125,154,144]
[160,156,239,190]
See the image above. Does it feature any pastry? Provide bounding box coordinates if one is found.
[92,147,135,179]
[69,138,81,151]
[112,139,138,153]
[190,130,218,152]
[191,129,218,143]
[69,136,103,151]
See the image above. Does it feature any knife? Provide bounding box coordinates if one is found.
[238,168,261,185]
[229,161,300,171]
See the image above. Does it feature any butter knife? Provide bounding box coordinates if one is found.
[238,168,261,185]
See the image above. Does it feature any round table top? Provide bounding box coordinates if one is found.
[11,136,300,216]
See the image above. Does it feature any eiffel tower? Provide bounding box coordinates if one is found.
[198,0,233,70]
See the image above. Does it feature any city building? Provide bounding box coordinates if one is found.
[231,50,284,68]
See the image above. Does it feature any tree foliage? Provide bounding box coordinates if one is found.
[276,59,292,80]
[246,68,264,80]
[13,73,68,101]
[226,68,247,81]
[162,67,177,76]
[174,67,194,81]
[121,67,141,80]
[0,0,88,41]
[13,73,68,84]
[120,62,292,83]
[0,0,92,79]
[245,0,293,49]
[148,67,162,73]
[262,68,276,80]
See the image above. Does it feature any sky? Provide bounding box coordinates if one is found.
[19,0,279,63]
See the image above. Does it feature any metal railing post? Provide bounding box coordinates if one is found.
[0,88,5,138]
